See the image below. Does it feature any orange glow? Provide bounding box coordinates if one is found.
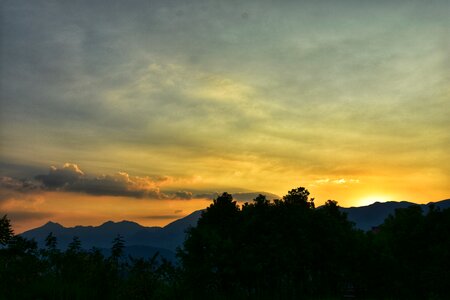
[356,195,392,207]
[3,192,212,234]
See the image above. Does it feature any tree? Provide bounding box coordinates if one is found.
[180,192,241,297]
[67,236,82,253]
[111,234,125,261]
[0,215,14,246]
[45,232,57,251]
[283,187,315,208]
[253,194,269,206]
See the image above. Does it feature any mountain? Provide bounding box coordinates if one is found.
[340,199,450,231]
[21,210,203,259]
[127,210,203,251]
[21,199,450,258]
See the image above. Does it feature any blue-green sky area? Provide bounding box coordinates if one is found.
[1,0,449,232]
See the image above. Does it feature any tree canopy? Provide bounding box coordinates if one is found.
[1,188,449,299]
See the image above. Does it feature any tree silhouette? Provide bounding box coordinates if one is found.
[179,188,364,298]
[1,188,449,299]
[45,232,57,251]
[283,187,315,208]
[111,234,125,261]
[0,215,14,246]
[67,236,82,253]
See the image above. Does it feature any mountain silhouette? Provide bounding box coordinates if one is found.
[341,199,450,231]
[21,210,203,259]
[21,199,450,257]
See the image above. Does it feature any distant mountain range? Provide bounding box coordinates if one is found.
[21,210,203,261]
[340,199,450,231]
[21,199,450,259]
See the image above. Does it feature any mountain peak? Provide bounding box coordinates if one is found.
[100,220,140,225]
[100,220,115,226]
[163,209,203,232]
[43,221,63,228]
[44,221,63,227]
[98,220,143,231]
[117,220,140,226]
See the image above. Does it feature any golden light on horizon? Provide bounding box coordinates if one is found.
[357,195,392,207]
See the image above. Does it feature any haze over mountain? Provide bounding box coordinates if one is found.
[21,199,450,258]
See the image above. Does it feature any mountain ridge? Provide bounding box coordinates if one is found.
[340,199,450,231]
[21,199,450,258]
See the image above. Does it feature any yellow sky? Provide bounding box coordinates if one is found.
[1,1,449,232]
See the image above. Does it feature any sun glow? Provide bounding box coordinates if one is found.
[357,195,391,207]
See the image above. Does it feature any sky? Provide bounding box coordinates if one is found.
[1,0,449,233]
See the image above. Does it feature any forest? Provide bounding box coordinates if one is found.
[1,187,449,299]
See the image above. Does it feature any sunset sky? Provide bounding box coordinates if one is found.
[1,0,449,233]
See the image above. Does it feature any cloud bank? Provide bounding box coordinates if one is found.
[32,163,196,200]
[2,163,282,203]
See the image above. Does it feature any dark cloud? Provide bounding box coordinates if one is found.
[2,163,283,202]
[173,191,193,200]
[68,173,155,198]
[194,192,220,200]
[0,176,40,193]
[0,162,47,178]
[32,163,195,200]
[0,177,42,203]
[35,163,84,188]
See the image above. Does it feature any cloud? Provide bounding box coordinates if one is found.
[141,214,182,220]
[67,172,163,198]
[31,163,195,200]
[0,181,45,209]
[0,176,40,193]
[0,176,43,204]
[173,191,193,200]
[194,192,220,200]
[35,163,84,188]
[314,178,360,185]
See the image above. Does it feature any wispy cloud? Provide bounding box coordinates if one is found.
[314,178,360,185]
[140,214,182,220]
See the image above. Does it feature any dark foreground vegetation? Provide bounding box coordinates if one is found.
[1,187,449,299]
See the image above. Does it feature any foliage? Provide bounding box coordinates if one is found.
[1,188,450,299]
[0,214,14,246]
[179,189,450,299]
[0,223,177,299]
